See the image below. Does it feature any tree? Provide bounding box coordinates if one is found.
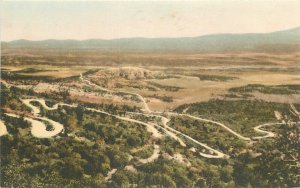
[233,161,250,186]
[127,134,142,147]
[143,173,176,188]
[75,105,84,123]
[65,112,78,132]
[254,122,300,187]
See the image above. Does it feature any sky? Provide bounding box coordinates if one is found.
[1,0,300,41]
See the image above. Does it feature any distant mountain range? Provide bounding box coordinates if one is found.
[2,27,300,52]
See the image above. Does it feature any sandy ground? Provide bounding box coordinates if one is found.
[0,120,8,136]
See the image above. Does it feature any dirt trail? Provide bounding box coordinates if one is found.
[252,122,283,139]
[290,104,300,119]
[0,120,8,136]
[138,145,160,164]
[21,99,41,115]
[105,169,117,181]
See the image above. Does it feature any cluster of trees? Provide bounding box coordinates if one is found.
[229,121,300,187]
[0,84,31,113]
[1,67,79,86]
[192,74,237,82]
[109,159,195,188]
[252,121,299,187]
[1,70,53,84]
[15,68,55,74]
[1,134,111,187]
[108,120,300,188]
[149,94,174,102]
[229,84,300,95]
[148,81,183,92]
[0,112,143,187]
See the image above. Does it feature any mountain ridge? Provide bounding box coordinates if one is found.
[2,27,300,52]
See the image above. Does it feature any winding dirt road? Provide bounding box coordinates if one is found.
[105,168,117,181]
[4,113,64,138]
[138,144,161,164]
[252,122,283,139]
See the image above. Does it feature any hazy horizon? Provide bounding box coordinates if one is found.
[2,25,300,43]
[1,0,300,41]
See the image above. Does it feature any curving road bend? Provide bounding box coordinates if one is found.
[138,144,161,164]
[252,122,283,140]
[105,168,117,181]
[0,120,8,136]
[290,104,300,119]
[4,113,64,138]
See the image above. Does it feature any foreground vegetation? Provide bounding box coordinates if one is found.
[1,79,299,187]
